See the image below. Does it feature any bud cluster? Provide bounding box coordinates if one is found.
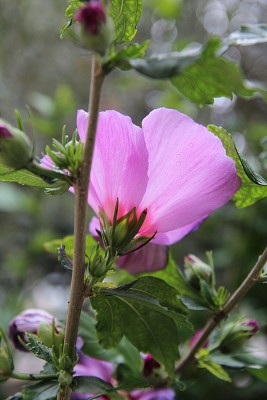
[98,199,156,258]
[44,130,84,177]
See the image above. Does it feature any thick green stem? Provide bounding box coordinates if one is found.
[57,55,104,400]
[176,244,267,375]
[11,371,57,381]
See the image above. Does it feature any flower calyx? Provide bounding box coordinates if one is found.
[98,199,156,257]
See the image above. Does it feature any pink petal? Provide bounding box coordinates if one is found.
[153,217,206,245]
[139,108,240,234]
[39,154,54,170]
[116,243,168,274]
[89,217,168,274]
[77,110,149,219]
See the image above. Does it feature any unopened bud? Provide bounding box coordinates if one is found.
[0,119,32,169]
[0,330,13,381]
[8,309,60,351]
[37,322,64,352]
[184,255,213,290]
[75,1,114,55]
[220,318,260,353]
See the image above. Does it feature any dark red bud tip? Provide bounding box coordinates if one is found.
[143,355,161,377]
[75,1,106,34]
[0,126,12,138]
[244,319,260,336]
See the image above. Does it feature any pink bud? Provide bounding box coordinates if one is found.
[244,319,260,337]
[190,329,209,349]
[75,1,106,34]
[0,125,12,138]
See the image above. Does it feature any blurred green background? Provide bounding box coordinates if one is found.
[0,0,267,398]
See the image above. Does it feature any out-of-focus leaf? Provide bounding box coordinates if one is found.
[129,45,201,79]
[22,382,58,400]
[171,38,265,105]
[72,376,115,394]
[208,125,267,208]
[104,41,149,72]
[44,235,97,259]
[91,277,192,376]
[210,353,245,369]
[4,394,23,400]
[223,24,267,50]
[247,366,267,382]
[109,0,143,44]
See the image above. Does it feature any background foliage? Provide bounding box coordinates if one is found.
[0,0,267,398]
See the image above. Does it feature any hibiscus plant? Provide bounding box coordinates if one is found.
[0,1,267,400]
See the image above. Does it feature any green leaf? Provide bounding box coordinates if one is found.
[103,41,149,72]
[25,334,53,363]
[72,376,115,394]
[208,124,267,208]
[109,0,142,44]
[196,351,232,382]
[0,164,69,194]
[199,279,216,309]
[247,366,267,383]
[44,235,97,259]
[79,312,142,372]
[170,37,264,105]
[91,277,192,376]
[214,286,230,308]
[22,382,59,400]
[129,275,188,314]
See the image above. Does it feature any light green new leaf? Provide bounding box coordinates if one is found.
[104,41,149,72]
[208,125,267,208]
[44,235,97,259]
[0,165,69,194]
[109,0,142,44]
[197,353,232,382]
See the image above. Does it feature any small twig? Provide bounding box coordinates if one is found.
[176,244,267,375]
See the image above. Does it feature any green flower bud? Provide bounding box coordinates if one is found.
[184,254,213,290]
[0,330,13,382]
[0,119,32,169]
[37,322,64,353]
[75,1,115,55]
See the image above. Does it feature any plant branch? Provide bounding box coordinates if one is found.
[176,244,267,374]
[11,371,57,381]
[57,54,104,400]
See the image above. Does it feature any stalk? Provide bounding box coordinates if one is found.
[57,54,104,400]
